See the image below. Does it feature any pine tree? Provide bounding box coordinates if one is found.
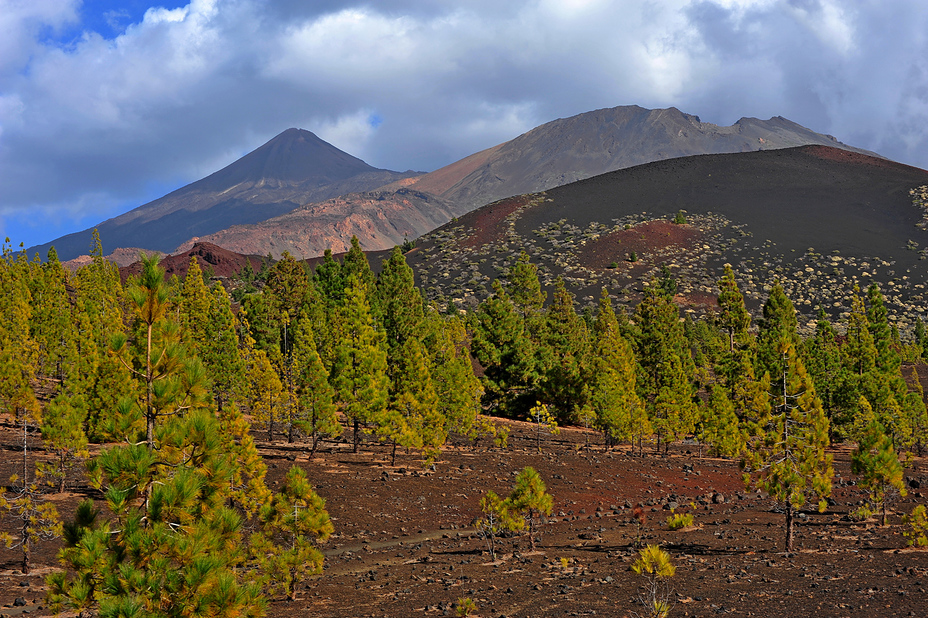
[589,289,646,448]
[0,241,40,422]
[343,236,379,322]
[37,393,89,493]
[471,280,540,415]
[292,310,340,456]
[332,275,389,453]
[422,310,483,438]
[266,251,310,325]
[867,283,900,374]
[906,366,928,456]
[379,337,443,465]
[801,309,849,427]
[73,229,124,350]
[852,420,907,526]
[29,247,73,381]
[505,251,551,387]
[378,246,425,354]
[113,253,209,448]
[204,284,246,412]
[698,384,744,458]
[250,466,333,600]
[741,339,833,551]
[731,351,771,437]
[49,410,268,618]
[249,348,286,443]
[178,257,214,351]
[717,264,751,353]
[314,248,345,307]
[635,282,696,453]
[755,282,800,392]
[844,286,877,377]
[543,277,590,419]
[0,412,62,575]
[507,467,553,551]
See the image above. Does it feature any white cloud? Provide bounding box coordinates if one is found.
[0,0,80,76]
[2,0,928,249]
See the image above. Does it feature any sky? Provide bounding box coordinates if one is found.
[2,0,928,251]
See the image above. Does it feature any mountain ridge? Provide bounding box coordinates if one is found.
[32,105,886,262]
[188,105,880,259]
[28,128,421,261]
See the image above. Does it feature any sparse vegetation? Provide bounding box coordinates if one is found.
[3,214,928,616]
[665,509,693,530]
[631,544,676,618]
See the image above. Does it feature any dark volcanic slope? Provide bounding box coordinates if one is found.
[119,242,264,282]
[407,145,928,333]
[416,105,879,213]
[30,129,419,261]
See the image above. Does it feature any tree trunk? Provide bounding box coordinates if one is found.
[353,419,360,453]
[785,502,795,551]
[21,532,29,575]
[391,440,397,466]
[309,432,319,459]
[882,499,887,527]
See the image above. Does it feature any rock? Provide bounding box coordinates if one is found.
[713,493,726,504]
[13,598,26,607]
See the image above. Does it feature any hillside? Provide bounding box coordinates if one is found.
[178,187,462,258]
[28,128,420,261]
[406,145,928,334]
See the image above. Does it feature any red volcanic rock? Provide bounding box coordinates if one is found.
[119,242,263,282]
[576,220,700,269]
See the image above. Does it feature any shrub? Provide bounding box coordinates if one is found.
[456,597,477,617]
[665,511,693,531]
[903,505,928,547]
[629,251,638,262]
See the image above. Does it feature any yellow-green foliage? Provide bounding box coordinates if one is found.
[508,467,554,551]
[631,545,676,618]
[530,402,560,452]
[251,466,333,600]
[902,505,928,547]
[632,545,676,579]
[456,597,478,617]
[665,511,694,531]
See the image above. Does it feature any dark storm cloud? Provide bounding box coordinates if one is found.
[1,0,926,247]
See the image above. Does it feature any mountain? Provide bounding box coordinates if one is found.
[29,128,420,261]
[405,145,928,334]
[188,106,879,259]
[405,105,879,212]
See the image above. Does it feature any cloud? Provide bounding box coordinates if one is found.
[1,0,928,249]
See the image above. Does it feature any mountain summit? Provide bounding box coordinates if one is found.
[29,128,419,261]
[407,105,879,212]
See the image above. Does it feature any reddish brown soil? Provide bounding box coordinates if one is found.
[802,145,916,172]
[1,418,927,618]
[461,196,534,249]
[576,221,701,271]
